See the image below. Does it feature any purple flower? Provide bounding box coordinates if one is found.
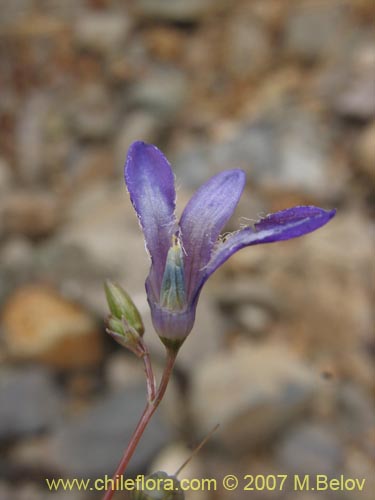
[125,141,335,349]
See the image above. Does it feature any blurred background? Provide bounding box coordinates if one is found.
[0,0,374,499]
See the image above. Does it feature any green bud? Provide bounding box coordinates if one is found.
[104,280,144,335]
[131,471,184,500]
[106,315,144,356]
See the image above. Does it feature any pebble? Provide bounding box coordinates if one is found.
[136,0,227,22]
[0,367,61,443]
[190,341,318,453]
[275,423,343,476]
[0,157,13,194]
[127,67,188,119]
[226,17,272,79]
[74,12,131,55]
[355,121,375,180]
[284,0,348,62]
[0,190,61,238]
[52,386,171,477]
[1,284,102,369]
[70,83,116,140]
[115,111,161,168]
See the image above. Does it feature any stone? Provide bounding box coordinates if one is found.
[70,83,116,140]
[106,353,184,429]
[355,121,375,180]
[128,67,188,119]
[236,303,274,337]
[226,17,272,79]
[0,157,13,194]
[284,0,349,62]
[136,0,227,22]
[328,44,375,120]
[0,190,61,238]
[190,341,318,452]
[0,367,61,443]
[15,93,50,183]
[1,284,102,369]
[52,386,171,478]
[115,111,161,168]
[275,423,343,476]
[74,12,131,54]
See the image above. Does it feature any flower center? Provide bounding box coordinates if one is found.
[160,235,186,311]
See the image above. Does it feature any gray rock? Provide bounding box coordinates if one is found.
[207,110,334,198]
[53,386,171,477]
[0,158,13,194]
[191,341,318,453]
[75,12,131,54]
[236,303,274,337]
[128,67,188,120]
[275,423,343,476]
[71,84,116,140]
[15,93,50,183]
[226,17,272,79]
[136,0,227,22]
[355,121,375,180]
[115,111,161,168]
[0,190,61,238]
[338,383,374,438]
[0,367,61,442]
[284,1,349,62]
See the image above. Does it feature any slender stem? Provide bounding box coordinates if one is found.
[140,339,156,401]
[102,349,177,500]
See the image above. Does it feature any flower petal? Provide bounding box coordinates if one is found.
[179,169,246,300]
[192,206,336,302]
[125,141,177,297]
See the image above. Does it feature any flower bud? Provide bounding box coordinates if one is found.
[104,280,144,335]
[106,315,144,357]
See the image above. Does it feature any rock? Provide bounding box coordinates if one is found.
[328,44,375,120]
[0,190,61,238]
[128,67,188,120]
[106,352,184,429]
[275,423,343,476]
[190,341,318,452]
[74,12,131,54]
[1,284,102,369]
[115,111,161,168]
[236,303,274,337]
[284,0,349,62]
[196,109,336,200]
[0,367,61,443]
[52,386,171,478]
[355,121,375,180]
[226,17,272,79]
[337,383,374,438]
[136,0,227,22]
[15,93,50,183]
[0,157,13,194]
[70,83,116,140]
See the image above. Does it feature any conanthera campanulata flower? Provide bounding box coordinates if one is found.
[125,141,335,350]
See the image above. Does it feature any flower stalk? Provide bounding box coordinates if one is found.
[102,349,177,500]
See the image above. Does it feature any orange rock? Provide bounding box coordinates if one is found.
[1,284,102,369]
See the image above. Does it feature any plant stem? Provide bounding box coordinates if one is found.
[140,339,156,401]
[102,349,177,500]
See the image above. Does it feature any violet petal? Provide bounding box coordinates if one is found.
[179,169,245,300]
[192,206,336,302]
[125,141,177,297]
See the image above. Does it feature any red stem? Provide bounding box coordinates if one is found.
[102,349,177,500]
